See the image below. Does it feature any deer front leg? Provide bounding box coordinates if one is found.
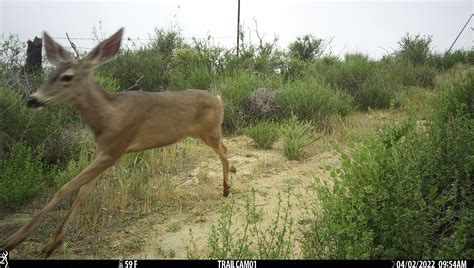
[1,153,119,253]
[42,179,97,257]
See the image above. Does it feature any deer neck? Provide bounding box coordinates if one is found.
[70,81,114,137]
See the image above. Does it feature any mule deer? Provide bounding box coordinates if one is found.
[1,28,236,257]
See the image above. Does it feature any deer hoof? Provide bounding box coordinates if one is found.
[223,186,230,197]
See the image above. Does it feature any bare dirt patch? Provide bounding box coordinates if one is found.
[86,136,341,259]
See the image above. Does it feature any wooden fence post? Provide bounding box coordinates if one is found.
[25,36,42,73]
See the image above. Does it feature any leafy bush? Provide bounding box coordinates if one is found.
[97,27,188,91]
[288,34,323,62]
[0,85,80,167]
[430,50,472,70]
[216,71,260,131]
[424,70,473,197]
[98,48,169,91]
[168,48,214,90]
[411,64,437,88]
[396,33,432,66]
[315,53,376,95]
[444,50,472,69]
[280,114,320,160]
[204,190,294,259]
[277,79,352,127]
[281,57,307,82]
[229,28,286,77]
[95,75,120,92]
[302,72,473,259]
[380,59,437,88]
[149,26,184,57]
[354,81,395,110]
[244,121,280,149]
[0,34,26,72]
[191,37,229,76]
[0,143,44,206]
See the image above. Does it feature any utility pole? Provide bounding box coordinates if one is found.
[236,0,241,57]
[447,13,473,53]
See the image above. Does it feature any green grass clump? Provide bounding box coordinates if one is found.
[280,114,321,160]
[277,79,352,128]
[244,121,280,149]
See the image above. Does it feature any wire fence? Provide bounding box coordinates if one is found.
[45,35,236,50]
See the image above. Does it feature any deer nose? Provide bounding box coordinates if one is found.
[26,96,42,108]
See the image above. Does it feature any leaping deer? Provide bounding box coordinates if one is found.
[1,28,236,257]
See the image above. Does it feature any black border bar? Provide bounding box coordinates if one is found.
[8,260,472,268]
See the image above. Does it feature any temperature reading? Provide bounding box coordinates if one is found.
[124,260,138,268]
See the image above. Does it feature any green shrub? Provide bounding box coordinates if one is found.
[95,75,120,92]
[380,59,437,88]
[422,70,473,209]
[205,189,294,259]
[288,34,323,62]
[396,33,432,66]
[316,53,376,95]
[277,79,352,127]
[280,114,320,160]
[149,26,184,57]
[216,71,260,131]
[0,85,80,167]
[98,48,169,91]
[411,64,437,88]
[191,37,229,76]
[97,26,186,91]
[0,143,44,206]
[355,81,395,110]
[429,51,471,70]
[244,121,280,149]
[282,57,308,82]
[434,71,473,119]
[441,50,472,69]
[168,48,214,90]
[302,72,473,259]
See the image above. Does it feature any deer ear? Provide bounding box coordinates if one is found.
[43,32,73,66]
[84,28,123,67]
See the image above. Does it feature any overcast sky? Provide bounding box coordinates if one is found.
[0,0,472,59]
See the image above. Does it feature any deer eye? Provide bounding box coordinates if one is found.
[60,75,74,83]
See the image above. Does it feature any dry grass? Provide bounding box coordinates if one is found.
[70,138,209,232]
[327,109,405,144]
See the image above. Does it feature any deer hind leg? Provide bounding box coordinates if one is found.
[0,152,119,254]
[220,141,236,173]
[201,133,232,197]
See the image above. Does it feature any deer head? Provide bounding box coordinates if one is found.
[26,28,124,110]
